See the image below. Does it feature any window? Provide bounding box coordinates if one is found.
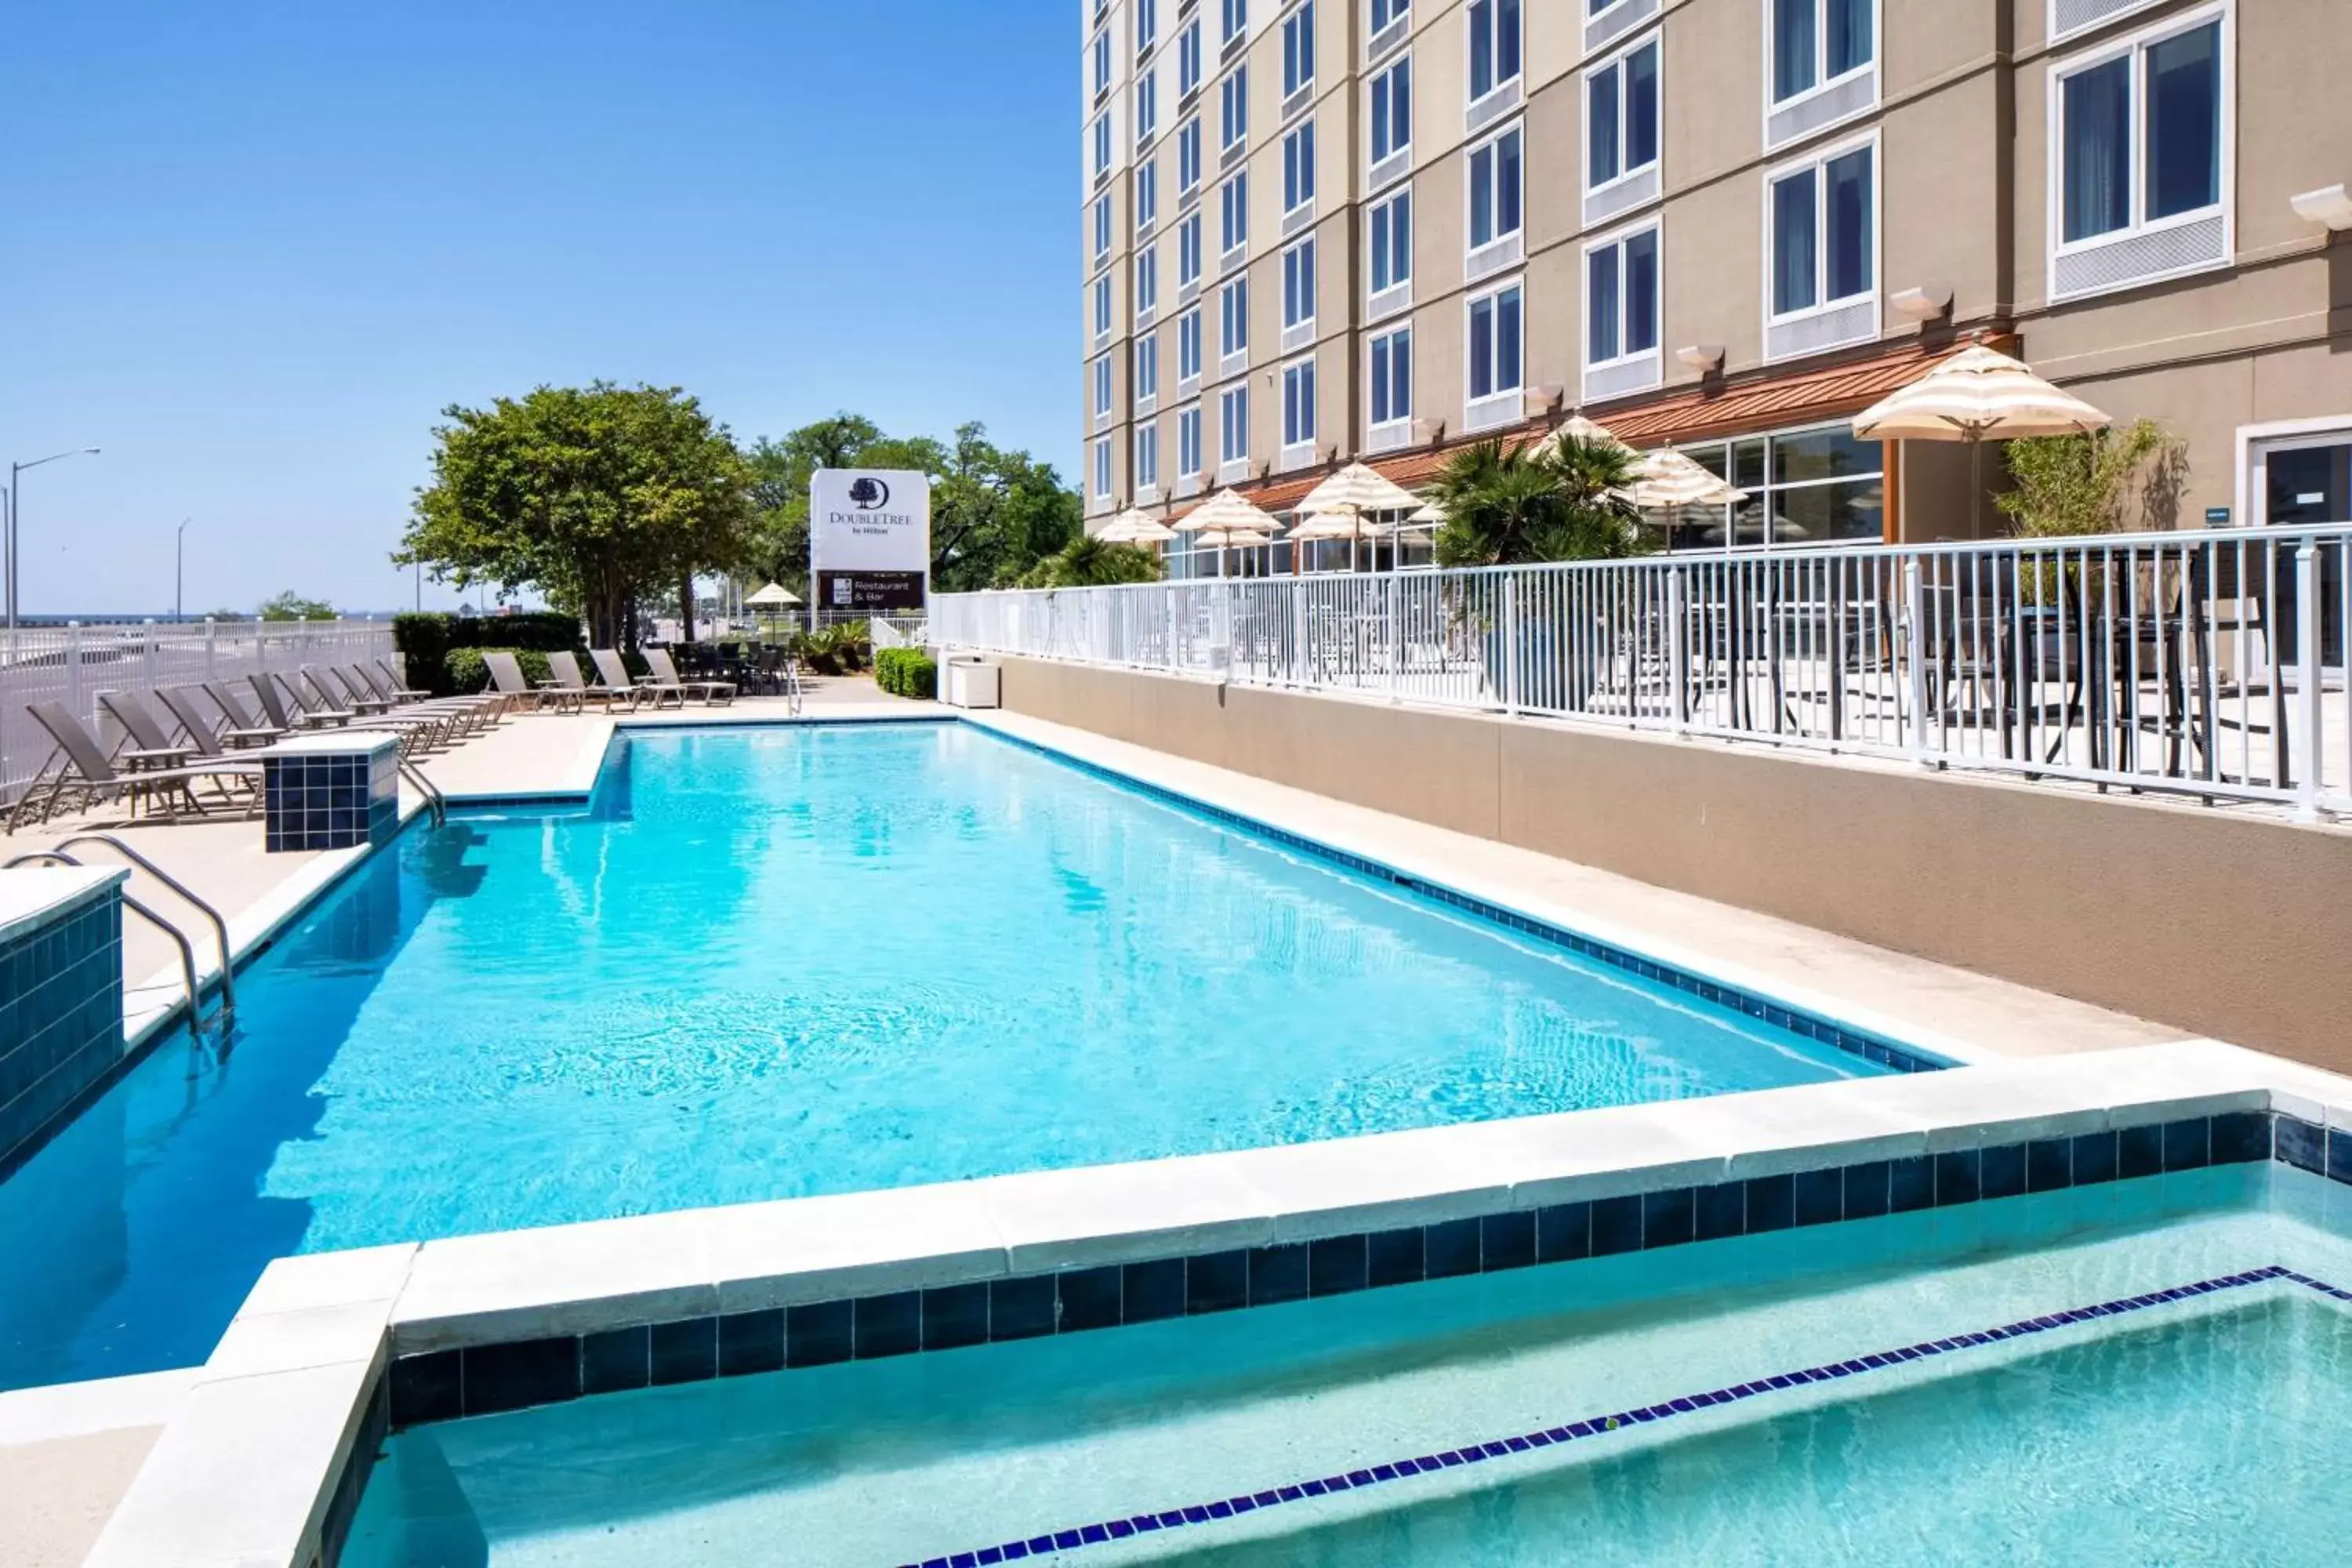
[1136,334,1160,404]
[1094,29,1112,96]
[1468,125,1522,250]
[2057,15,2223,245]
[1221,65,1249,148]
[1179,18,1203,96]
[1220,171,1249,252]
[1135,247,1159,317]
[1135,424,1160,490]
[1283,120,1316,211]
[1178,307,1203,379]
[1283,2,1316,96]
[1093,437,1112,498]
[1178,211,1203,286]
[1283,358,1317,447]
[1221,384,1250,463]
[1769,142,1872,317]
[1094,274,1113,336]
[1588,36,1659,190]
[1220,276,1250,357]
[1586,226,1659,365]
[1370,328,1411,426]
[1283,237,1316,328]
[1137,70,1159,142]
[1468,0,1521,103]
[1678,426,1883,547]
[1137,160,1159,228]
[1222,0,1248,45]
[1467,282,1523,402]
[1178,405,1203,475]
[1094,356,1114,417]
[1093,193,1112,259]
[1092,113,1112,176]
[1373,0,1410,31]
[1370,189,1411,292]
[1137,0,1158,54]
[1772,0,1871,103]
[1370,56,1411,162]
[1178,116,1203,191]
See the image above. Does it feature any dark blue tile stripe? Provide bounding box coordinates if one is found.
[900,1265,2313,1567]
[971,722,1944,1076]
[387,1109,2285,1430]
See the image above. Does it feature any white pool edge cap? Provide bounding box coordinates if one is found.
[0,863,128,949]
[78,1040,2352,1567]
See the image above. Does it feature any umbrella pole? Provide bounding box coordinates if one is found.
[1970,433,1984,537]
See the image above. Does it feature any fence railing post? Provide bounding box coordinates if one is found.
[2295,539,2323,820]
[1903,557,1930,768]
[203,617,217,680]
[1503,573,1522,715]
[1668,567,1689,734]
[142,619,157,690]
[67,621,84,715]
[1387,575,1402,702]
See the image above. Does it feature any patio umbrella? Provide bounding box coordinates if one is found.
[743,581,802,637]
[1294,463,1423,572]
[1527,413,1628,459]
[1094,507,1177,545]
[1627,447,1750,552]
[1174,489,1283,577]
[1851,344,2111,532]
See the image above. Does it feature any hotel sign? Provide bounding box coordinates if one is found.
[810,469,931,614]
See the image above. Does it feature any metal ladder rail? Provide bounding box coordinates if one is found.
[782,659,805,717]
[2,851,215,1050]
[398,758,448,829]
[45,833,240,1036]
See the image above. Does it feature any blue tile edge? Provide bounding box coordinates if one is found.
[902,1263,2325,1566]
[964,720,1948,1076]
[383,1109,2288,1434]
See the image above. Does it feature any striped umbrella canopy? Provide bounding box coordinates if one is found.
[1288,510,1403,541]
[1295,462,1423,522]
[1627,447,1748,510]
[1094,507,1177,544]
[1852,345,2111,442]
[1174,488,1284,534]
[1528,413,1628,459]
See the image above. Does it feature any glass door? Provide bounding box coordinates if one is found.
[2252,429,2350,665]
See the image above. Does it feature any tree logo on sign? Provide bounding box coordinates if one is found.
[847,477,891,510]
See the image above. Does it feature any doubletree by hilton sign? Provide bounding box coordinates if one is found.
[809,470,931,614]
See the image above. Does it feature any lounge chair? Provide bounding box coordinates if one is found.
[643,647,735,706]
[485,652,579,713]
[254,672,443,754]
[592,648,677,710]
[6,702,263,831]
[303,665,393,717]
[204,681,290,745]
[365,655,434,702]
[299,668,461,747]
[549,651,637,712]
[98,688,202,765]
[341,663,503,730]
[158,685,278,751]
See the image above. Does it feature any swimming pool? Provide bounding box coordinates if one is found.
[0,721,1900,1390]
[343,1160,2352,1566]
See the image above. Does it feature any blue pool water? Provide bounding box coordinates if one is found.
[343,1166,2352,1566]
[0,722,1884,1389]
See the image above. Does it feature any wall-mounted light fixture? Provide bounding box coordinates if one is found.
[1410,417,1445,445]
[1675,343,1724,373]
[2291,183,2352,230]
[1891,282,1954,321]
[1522,383,1566,418]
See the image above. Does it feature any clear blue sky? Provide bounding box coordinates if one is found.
[2,1,1075,615]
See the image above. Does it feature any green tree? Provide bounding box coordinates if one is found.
[257,591,336,621]
[397,383,756,649]
[1996,419,2180,539]
[1428,437,1645,568]
[1017,534,1164,587]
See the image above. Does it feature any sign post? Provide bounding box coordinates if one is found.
[809,469,931,626]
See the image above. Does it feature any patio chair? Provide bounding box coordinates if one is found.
[98,688,201,765]
[484,652,580,713]
[643,647,734,706]
[204,681,290,746]
[303,668,464,748]
[249,670,351,731]
[547,650,637,711]
[6,702,264,832]
[158,684,277,752]
[302,665,393,716]
[365,655,434,702]
[343,662,504,729]
[594,648,682,710]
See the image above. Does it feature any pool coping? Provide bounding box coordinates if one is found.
[71,1040,2352,1568]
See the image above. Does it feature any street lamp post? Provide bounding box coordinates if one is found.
[6,447,102,632]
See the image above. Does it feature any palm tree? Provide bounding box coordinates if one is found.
[1018,534,1164,587]
[1427,436,1646,568]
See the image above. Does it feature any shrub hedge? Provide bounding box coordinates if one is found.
[445,646,555,694]
[874,647,938,700]
[395,612,583,695]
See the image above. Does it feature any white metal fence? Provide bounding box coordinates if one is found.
[0,618,397,804]
[934,524,2352,818]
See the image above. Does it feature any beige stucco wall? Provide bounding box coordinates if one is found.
[989,655,2352,1070]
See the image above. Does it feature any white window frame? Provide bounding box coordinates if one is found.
[1177,306,1204,382]
[1282,0,1317,98]
[1136,68,1160,144]
[1094,28,1113,97]
[1093,274,1115,340]
[1582,218,1664,383]
[1219,275,1250,358]
[1463,277,1525,425]
[1282,355,1318,453]
[1763,0,1879,111]
[1368,187,1412,300]
[1137,159,1159,230]
[1583,31,1661,199]
[1135,333,1160,411]
[2235,416,2352,532]
[1134,246,1159,321]
[1222,0,1249,47]
[1371,0,1411,35]
[1370,54,1411,166]
[1221,64,1250,151]
[1179,17,1203,96]
[1760,128,1880,351]
[1282,236,1317,330]
[1094,355,1115,419]
[1219,170,1250,257]
[1137,0,1160,56]
[1092,111,1112,177]
[1465,0,1523,109]
[1369,326,1412,435]
[1220,383,1250,466]
[1178,210,1203,287]
[1093,193,1112,259]
[2045,1,2234,303]
[1134,423,1160,494]
[1178,403,1204,477]
[1178,116,1203,193]
[1282,118,1316,213]
[1465,121,1524,260]
[1093,436,1114,499]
